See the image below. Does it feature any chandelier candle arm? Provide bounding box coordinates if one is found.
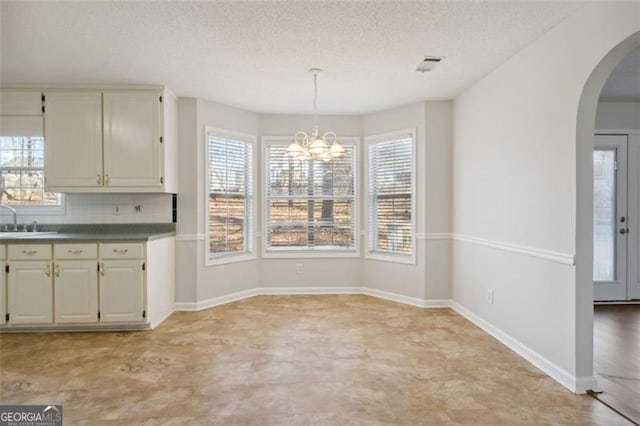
[286,69,345,162]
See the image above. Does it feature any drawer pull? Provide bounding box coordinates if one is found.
[22,250,38,256]
[54,263,60,278]
[45,263,51,278]
[97,174,102,185]
[100,262,105,277]
[68,249,84,255]
[113,249,129,254]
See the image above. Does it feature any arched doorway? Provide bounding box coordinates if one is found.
[575,31,640,419]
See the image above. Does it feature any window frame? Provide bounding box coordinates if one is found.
[0,129,65,216]
[261,135,360,259]
[204,126,256,266]
[364,128,417,265]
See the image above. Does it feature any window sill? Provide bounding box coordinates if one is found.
[262,248,360,259]
[365,252,416,265]
[206,252,256,267]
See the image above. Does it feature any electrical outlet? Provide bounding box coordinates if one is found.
[113,205,121,216]
[487,289,494,304]
[296,263,304,274]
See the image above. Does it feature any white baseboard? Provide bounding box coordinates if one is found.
[362,287,450,308]
[259,286,363,295]
[450,300,589,394]
[175,286,447,310]
[175,288,259,312]
[149,308,175,329]
[575,376,598,394]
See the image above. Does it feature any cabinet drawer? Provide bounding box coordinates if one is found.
[54,244,98,259]
[8,244,52,260]
[0,245,5,260]
[99,243,144,259]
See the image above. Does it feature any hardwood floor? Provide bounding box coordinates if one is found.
[594,304,640,424]
[0,295,632,425]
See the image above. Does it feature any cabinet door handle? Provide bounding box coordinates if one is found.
[54,263,60,278]
[45,263,51,278]
[100,262,105,276]
[104,174,110,185]
[114,249,128,254]
[68,249,84,255]
[22,250,38,256]
[97,174,102,185]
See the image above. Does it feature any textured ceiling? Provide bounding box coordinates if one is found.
[1,1,587,115]
[600,46,640,101]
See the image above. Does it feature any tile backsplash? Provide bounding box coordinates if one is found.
[2,193,173,225]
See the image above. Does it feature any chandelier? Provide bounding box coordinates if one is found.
[286,68,345,162]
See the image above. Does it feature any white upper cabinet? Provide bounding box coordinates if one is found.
[0,90,43,115]
[103,91,161,188]
[44,91,103,188]
[40,87,177,193]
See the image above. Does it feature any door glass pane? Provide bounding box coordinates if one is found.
[593,150,616,281]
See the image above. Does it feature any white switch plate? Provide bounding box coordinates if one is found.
[296,263,304,274]
[487,289,494,304]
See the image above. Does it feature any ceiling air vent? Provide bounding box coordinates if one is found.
[416,56,444,73]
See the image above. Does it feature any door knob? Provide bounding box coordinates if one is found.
[619,228,630,234]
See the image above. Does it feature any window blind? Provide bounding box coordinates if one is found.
[368,136,413,255]
[207,133,253,258]
[265,143,356,250]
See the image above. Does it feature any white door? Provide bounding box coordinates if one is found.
[54,260,98,324]
[626,134,640,300]
[7,261,53,324]
[99,260,145,322]
[593,134,639,301]
[44,91,103,188]
[103,91,162,188]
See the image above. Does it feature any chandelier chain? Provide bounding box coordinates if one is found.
[313,72,318,127]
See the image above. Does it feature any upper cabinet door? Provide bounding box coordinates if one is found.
[0,90,43,115]
[103,91,161,188]
[44,91,103,188]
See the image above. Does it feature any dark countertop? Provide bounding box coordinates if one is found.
[0,223,176,243]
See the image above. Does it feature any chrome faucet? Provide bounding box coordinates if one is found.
[0,204,18,231]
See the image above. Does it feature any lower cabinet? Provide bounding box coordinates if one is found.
[99,259,145,323]
[7,260,53,325]
[54,260,99,324]
[1,237,175,331]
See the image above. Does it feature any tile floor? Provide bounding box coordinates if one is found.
[0,295,632,425]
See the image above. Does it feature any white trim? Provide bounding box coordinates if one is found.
[208,252,257,266]
[260,286,362,295]
[260,250,360,259]
[204,126,257,267]
[596,129,640,135]
[175,288,259,311]
[261,135,360,258]
[415,233,427,240]
[452,233,575,265]
[450,300,590,394]
[362,287,447,308]
[175,286,450,310]
[149,308,175,329]
[425,233,453,240]
[364,128,417,265]
[175,234,205,241]
[575,376,599,394]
